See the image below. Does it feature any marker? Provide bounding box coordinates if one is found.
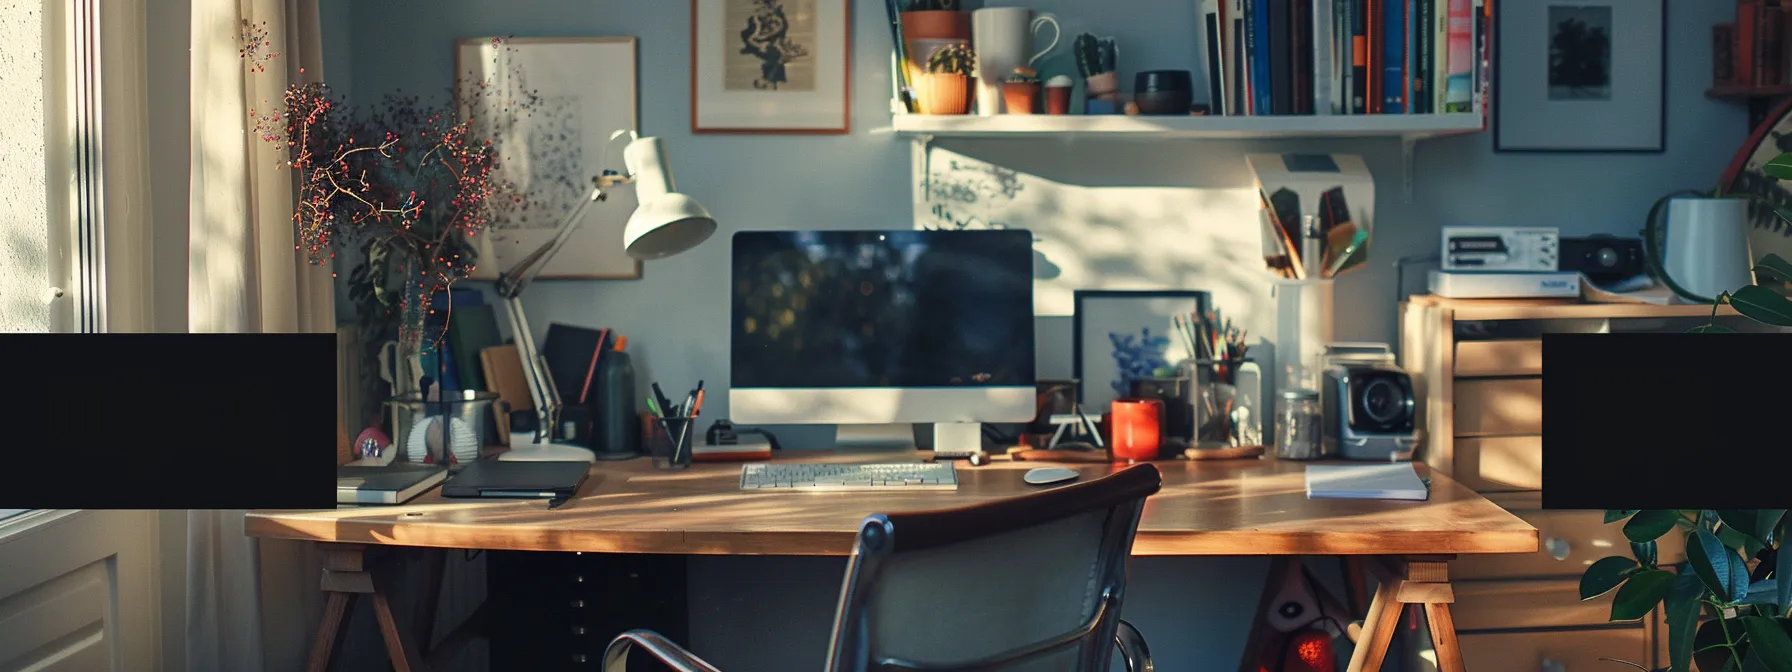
[692,389,706,416]
[646,396,664,418]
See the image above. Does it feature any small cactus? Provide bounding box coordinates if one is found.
[1004,66,1040,84]
[1073,34,1118,78]
[926,44,975,76]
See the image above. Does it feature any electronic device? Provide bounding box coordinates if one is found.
[1427,270,1580,298]
[1439,226,1559,272]
[1022,467,1080,486]
[1320,362,1421,461]
[441,460,590,500]
[729,230,1037,459]
[738,462,959,491]
[1560,235,1646,285]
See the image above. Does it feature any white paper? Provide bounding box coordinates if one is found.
[1578,274,1676,305]
[1305,463,1429,500]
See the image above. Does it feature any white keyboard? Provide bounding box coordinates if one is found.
[739,462,959,491]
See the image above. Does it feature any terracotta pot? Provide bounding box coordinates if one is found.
[901,10,971,40]
[1045,86,1072,114]
[1085,72,1120,101]
[1002,81,1041,115]
[914,73,971,115]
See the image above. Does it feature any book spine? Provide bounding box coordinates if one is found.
[1475,0,1490,118]
[1269,0,1293,113]
[1433,0,1447,112]
[1315,0,1336,113]
[1382,0,1405,113]
[1443,0,1472,111]
[1206,5,1228,113]
[1233,2,1250,114]
[1368,0,1382,112]
[1768,6,1786,86]
[1411,0,1431,114]
[1253,0,1274,113]
[1293,0,1314,113]
[1716,24,1737,86]
[1741,0,1759,87]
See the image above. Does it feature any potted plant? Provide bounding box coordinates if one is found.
[1002,67,1042,115]
[1580,157,1792,672]
[915,44,973,115]
[900,0,970,42]
[1074,33,1119,114]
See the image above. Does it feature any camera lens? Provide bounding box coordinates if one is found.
[1596,248,1619,267]
[1361,379,1402,424]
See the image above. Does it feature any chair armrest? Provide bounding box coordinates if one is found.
[1115,619,1154,672]
[603,629,725,672]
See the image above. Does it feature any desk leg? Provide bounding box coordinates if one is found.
[307,591,358,672]
[306,543,444,672]
[1345,556,1459,672]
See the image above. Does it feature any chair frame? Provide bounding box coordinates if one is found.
[604,464,1162,672]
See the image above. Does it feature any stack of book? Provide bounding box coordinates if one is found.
[1714,0,1790,88]
[1199,0,1493,116]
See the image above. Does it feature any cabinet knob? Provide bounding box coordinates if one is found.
[1544,537,1571,561]
[1541,658,1565,672]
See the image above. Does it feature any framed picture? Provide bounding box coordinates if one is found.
[455,37,642,280]
[691,0,851,134]
[1072,290,1212,411]
[1494,0,1665,153]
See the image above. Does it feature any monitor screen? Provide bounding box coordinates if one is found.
[731,230,1035,390]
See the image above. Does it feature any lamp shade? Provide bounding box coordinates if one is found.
[621,135,716,260]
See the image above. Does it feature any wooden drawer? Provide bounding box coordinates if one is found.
[1455,436,1542,492]
[1459,627,1651,672]
[1454,509,1685,580]
[1454,579,1615,631]
[1455,339,1543,377]
[1454,378,1542,437]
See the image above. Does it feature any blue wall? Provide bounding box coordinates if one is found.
[322,0,1743,668]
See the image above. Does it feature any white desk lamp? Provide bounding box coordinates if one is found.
[495,131,716,463]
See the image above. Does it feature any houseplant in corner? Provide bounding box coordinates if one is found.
[1580,154,1792,672]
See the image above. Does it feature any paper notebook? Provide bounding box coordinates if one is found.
[1304,463,1430,501]
[338,464,447,505]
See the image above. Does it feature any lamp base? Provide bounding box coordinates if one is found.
[498,438,597,463]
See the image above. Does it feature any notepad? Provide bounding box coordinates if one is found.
[1305,463,1430,501]
[338,464,447,505]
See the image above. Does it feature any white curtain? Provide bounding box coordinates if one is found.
[185,0,335,670]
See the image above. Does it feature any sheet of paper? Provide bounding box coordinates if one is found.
[1305,463,1429,500]
[1579,274,1677,305]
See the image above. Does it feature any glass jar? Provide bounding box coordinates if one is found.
[1275,389,1326,460]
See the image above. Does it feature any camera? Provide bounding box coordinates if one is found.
[1320,362,1421,461]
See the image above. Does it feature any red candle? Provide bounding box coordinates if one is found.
[1110,398,1162,461]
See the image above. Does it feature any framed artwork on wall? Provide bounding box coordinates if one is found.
[1493,0,1665,153]
[690,0,852,134]
[455,37,642,280]
[1072,290,1213,411]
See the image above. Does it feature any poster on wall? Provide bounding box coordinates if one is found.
[691,0,851,134]
[1493,0,1664,152]
[456,37,641,280]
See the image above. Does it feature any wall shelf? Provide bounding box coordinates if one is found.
[884,112,1486,141]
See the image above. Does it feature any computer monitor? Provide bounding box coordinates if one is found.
[729,229,1036,456]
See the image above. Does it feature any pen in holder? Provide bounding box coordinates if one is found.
[650,415,695,470]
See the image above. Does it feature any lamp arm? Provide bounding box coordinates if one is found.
[502,293,563,444]
[494,183,607,300]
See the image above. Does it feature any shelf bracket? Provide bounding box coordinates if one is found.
[1399,135,1418,203]
[912,133,935,209]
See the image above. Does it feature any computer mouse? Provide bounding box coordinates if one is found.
[1023,467,1079,486]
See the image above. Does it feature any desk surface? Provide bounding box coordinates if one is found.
[247,453,1538,557]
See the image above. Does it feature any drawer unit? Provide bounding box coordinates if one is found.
[1452,435,1542,492]
[1453,378,1542,437]
[1455,339,1543,377]
[1459,627,1652,672]
[1453,579,1618,631]
[1454,507,1685,580]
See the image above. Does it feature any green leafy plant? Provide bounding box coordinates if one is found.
[1586,152,1792,672]
[1003,66,1040,84]
[1073,33,1117,78]
[903,0,958,10]
[925,44,974,76]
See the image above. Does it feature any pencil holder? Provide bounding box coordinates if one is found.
[650,416,695,470]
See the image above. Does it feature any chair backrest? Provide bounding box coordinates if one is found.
[822,464,1162,672]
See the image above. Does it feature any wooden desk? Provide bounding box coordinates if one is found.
[249,453,1537,672]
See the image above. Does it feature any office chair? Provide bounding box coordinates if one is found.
[602,463,1163,672]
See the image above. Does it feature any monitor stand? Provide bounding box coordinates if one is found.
[833,422,983,459]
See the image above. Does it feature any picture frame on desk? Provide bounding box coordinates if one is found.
[1493,0,1665,153]
[454,36,644,280]
[1072,289,1213,412]
[691,0,852,134]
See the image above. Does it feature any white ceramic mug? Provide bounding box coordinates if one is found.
[1662,197,1755,301]
[971,8,1062,115]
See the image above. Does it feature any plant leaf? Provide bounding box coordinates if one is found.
[1720,524,1768,558]
[1585,556,1643,599]
[1668,566,1710,672]
[1635,540,1661,568]
[1693,526,1749,602]
[1744,580,1782,605]
[1690,324,1738,333]
[1608,509,1641,524]
[1757,254,1792,283]
[1613,569,1677,621]
[1742,616,1792,672]
[1779,535,1792,617]
[1720,510,1788,546]
[1765,152,1792,180]
[1730,285,1792,327]
[1696,619,1738,672]
[1628,510,1687,543]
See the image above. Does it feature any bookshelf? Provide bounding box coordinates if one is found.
[884,112,1486,141]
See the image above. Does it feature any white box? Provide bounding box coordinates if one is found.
[1427,270,1581,299]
